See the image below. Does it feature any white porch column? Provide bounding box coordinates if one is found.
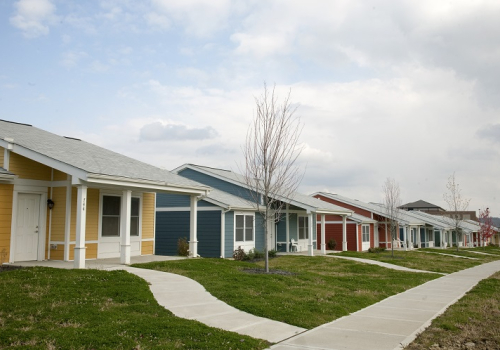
[342,215,347,251]
[320,214,326,254]
[374,223,379,247]
[440,229,444,248]
[308,212,314,256]
[120,190,132,265]
[189,195,198,257]
[74,185,87,269]
[403,226,407,251]
[285,203,290,252]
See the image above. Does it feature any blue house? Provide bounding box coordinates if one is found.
[155,164,352,258]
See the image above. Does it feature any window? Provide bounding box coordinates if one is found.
[298,216,309,240]
[235,214,254,242]
[101,195,141,237]
[102,196,121,237]
[362,225,370,242]
[131,197,140,236]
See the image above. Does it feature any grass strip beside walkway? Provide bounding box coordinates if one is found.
[136,255,438,329]
[0,267,269,350]
[337,249,500,274]
[405,271,500,350]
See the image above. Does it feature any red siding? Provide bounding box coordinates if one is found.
[314,194,372,218]
[317,223,358,251]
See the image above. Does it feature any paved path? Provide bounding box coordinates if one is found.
[325,254,443,274]
[418,251,478,260]
[114,266,306,343]
[270,260,500,350]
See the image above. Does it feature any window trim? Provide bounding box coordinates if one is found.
[298,215,309,240]
[362,224,370,243]
[234,212,255,243]
[99,192,142,239]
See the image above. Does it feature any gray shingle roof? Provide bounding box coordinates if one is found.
[176,164,352,215]
[399,200,445,211]
[0,120,209,191]
[206,188,257,210]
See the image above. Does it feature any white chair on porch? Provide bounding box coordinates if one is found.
[290,239,299,252]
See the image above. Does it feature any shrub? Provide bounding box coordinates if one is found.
[327,239,337,250]
[177,237,189,256]
[268,249,277,258]
[233,246,247,261]
[368,247,386,253]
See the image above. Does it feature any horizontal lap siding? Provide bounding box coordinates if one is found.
[9,153,51,181]
[155,211,189,256]
[0,184,13,258]
[178,169,258,202]
[316,223,357,251]
[197,211,221,258]
[255,213,265,251]
[155,211,221,257]
[156,193,190,207]
[224,211,234,258]
[314,195,372,218]
[141,241,154,255]
[142,193,155,239]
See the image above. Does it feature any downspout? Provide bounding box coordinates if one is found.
[220,207,231,258]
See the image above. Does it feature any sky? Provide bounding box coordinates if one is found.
[1,0,499,216]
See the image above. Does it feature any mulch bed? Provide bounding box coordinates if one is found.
[0,265,23,273]
[242,268,297,276]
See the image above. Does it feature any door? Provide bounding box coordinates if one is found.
[298,216,309,250]
[362,225,370,251]
[15,194,41,261]
[267,218,275,251]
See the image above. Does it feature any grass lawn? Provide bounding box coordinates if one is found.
[337,249,500,274]
[135,255,439,329]
[405,271,500,349]
[0,267,269,350]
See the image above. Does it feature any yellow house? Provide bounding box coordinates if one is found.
[0,120,210,268]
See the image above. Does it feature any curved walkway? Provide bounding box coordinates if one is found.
[271,259,500,350]
[325,254,444,274]
[114,266,306,343]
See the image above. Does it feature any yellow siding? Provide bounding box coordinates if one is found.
[50,187,67,242]
[0,147,4,167]
[142,192,155,239]
[69,244,75,261]
[141,241,154,255]
[9,153,51,181]
[86,243,98,259]
[86,189,99,241]
[0,184,13,261]
[53,170,67,181]
[50,244,64,261]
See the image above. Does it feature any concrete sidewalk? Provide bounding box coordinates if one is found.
[270,260,500,350]
[115,266,306,343]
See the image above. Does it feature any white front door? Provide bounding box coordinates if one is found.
[267,218,276,250]
[15,194,41,261]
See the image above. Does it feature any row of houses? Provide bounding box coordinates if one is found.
[0,120,496,269]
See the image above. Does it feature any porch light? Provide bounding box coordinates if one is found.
[47,199,55,210]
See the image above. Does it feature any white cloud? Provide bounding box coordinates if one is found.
[10,0,57,38]
[140,121,218,141]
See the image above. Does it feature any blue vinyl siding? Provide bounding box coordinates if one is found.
[197,211,221,258]
[156,194,217,208]
[155,210,221,257]
[224,211,234,257]
[255,212,265,251]
[155,211,189,256]
[179,168,259,202]
[156,193,190,208]
[276,216,287,252]
[289,213,298,240]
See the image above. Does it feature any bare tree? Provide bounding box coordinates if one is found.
[443,173,471,252]
[382,178,403,257]
[243,84,303,273]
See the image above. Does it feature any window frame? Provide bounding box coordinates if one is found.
[99,192,142,239]
[362,224,370,243]
[234,213,255,243]
[298,215,309,240]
